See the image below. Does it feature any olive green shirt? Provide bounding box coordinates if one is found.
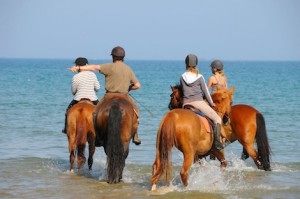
[100,62,139,93]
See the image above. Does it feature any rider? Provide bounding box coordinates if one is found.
[207,59,228,93]
[180,54,224,151]
[68,46,142,145]
[62,57,100,134]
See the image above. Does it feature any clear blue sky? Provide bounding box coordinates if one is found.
[1,0,300,61]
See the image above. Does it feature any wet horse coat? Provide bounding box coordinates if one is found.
[66,99,96,171]
[93,93,138,184]
[169,85,271,171]
[151,87,235,190]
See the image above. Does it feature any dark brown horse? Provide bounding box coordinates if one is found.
[66,99,96,172]
[93,93,138,184]
[169,85,271,171]
[151,87,235,190]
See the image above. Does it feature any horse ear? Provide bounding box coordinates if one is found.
[229,86,235,95]
[170,85,175,91]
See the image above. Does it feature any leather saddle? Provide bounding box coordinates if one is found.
[183,104,214,133]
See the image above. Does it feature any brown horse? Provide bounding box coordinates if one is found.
[151,87,235,190]
[93,93,138,184]
[169,85,271,171]
[66,99,96,172]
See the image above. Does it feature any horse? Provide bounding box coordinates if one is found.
[151,87,235,190]
[93,93,138,184]
[169,85,271,171]
[66,99,96,172]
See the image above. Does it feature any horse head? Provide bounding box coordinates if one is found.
[169,84,183,110]
[211,87,235,118]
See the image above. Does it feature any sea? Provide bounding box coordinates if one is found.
[0,58,299,199]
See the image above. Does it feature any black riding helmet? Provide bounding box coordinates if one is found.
[210,60,223,70]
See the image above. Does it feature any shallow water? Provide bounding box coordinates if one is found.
[0,59,300,198]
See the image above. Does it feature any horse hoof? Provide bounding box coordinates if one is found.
[151,184,157,191]
[221,159,227,168]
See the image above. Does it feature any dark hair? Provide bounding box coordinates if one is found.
[112,56,124,62]
[74,57,88,66]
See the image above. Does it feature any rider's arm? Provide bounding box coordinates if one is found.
[200,76,215,107]
[129,82,141,91]
[207,76,214,90]
[69,64,101,72]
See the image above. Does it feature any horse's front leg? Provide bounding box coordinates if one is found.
[211,148,227,168]
[180,154,194,186]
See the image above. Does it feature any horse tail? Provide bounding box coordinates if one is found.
[255,112,272,171]
[151,113,174,186]
[106,104,125,184]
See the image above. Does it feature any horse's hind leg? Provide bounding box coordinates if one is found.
[77,143,86,169]
[180,154,193,186]
[87,132,96,170]
[243,144,263,169]
[69,151,75,171]
[151,157,162,191]
[68,131,76,171]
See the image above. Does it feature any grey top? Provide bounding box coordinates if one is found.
[180,71,214,106]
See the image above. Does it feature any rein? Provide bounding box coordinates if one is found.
[129,94,154,117]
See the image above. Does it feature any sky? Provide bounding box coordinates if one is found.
[1,0,300,61]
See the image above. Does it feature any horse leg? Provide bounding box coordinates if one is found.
[180,154,194,187]
[243,144,263,170]
[87,132,96,170]
[211,148,227,168]
[151,157,162,191]
[69,151,75,171]
[77,143,86,169]
[68,130,76,172]
[241,147,249,160]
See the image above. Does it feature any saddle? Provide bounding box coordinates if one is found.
[79,98,93,105]
[183,104,214,133]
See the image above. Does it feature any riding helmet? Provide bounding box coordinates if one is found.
[210,60,223,70]
[185,54,198,67]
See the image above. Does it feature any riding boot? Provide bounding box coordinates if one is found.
[133,132,141,145]
[214,123,224,151]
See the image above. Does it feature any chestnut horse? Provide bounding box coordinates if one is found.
[151,87,235,190]
[93,93,138,184]
[67,99,96,172]
[169,85,271,171]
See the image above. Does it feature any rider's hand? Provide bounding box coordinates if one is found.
[68,66,79,72]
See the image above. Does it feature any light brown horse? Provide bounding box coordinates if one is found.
[151,87,235,190]
[67,99,96,172]
[169,85,271,171]
[93,93,138,184]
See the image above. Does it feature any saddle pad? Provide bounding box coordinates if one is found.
[197,115,211,133]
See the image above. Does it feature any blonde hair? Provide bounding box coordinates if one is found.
[186,66,199,76]
[213,68,225,76]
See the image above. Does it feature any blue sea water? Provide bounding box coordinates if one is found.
[0,58,300,198]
